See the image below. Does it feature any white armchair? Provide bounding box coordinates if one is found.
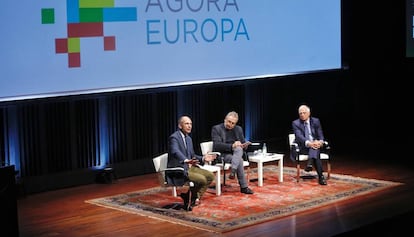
[152,153,194,211]
[200,141,250,188]
[288,133,331,182]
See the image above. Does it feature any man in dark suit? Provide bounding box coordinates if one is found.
[291,104,327,185]
[168,115,217,208]
[211,111,254,194]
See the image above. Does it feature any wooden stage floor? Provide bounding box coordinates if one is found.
[17,153,414,237]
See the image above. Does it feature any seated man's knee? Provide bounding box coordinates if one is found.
[233,146,243,156]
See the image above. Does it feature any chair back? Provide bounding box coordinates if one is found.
[200,141,213,155]
[153,153,168,172]
[288,133,295,146]
[152,153,168,185]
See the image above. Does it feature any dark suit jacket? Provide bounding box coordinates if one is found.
[167,129,203,176]
[211,123,246,154]
[291,116,325,161]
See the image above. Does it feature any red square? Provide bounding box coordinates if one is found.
[68,53,81,67]
[55,38,68,53]
[104,36,115,51]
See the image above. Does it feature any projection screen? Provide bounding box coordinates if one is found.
[0,0,342,102]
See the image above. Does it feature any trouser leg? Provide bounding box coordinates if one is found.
[188,167,215,199]
[311,157,324,178]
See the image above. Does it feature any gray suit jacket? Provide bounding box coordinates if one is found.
[211,123,246,154]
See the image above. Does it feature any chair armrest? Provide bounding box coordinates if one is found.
[164,167,185,172]
[164,168,187,186]
[291,142,300,152]
[164,168,185,178]
[323,141,331,150]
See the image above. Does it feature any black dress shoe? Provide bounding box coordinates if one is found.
[180,192,192,211]
[192,198,200,206]
[229,172,235,179]
[240,187,254,194]
[180,192,188,204]
[318,176,327,185]
[190,196,198,207]
[304,165,313,172]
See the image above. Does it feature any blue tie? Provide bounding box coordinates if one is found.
[185,136,191,159]
[304,122,312,141]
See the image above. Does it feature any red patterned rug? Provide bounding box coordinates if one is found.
[85,166,403,233]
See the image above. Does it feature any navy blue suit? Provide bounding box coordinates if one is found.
[168,129,203,175]
[168,129,214,200]
[291,116,325,177]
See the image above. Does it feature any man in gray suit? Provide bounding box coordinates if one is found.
[211,111,254,194]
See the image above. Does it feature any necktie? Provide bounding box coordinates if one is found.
[185,136,191,159]
[304,122,313,141]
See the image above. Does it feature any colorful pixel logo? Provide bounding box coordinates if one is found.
[41,0,137,68]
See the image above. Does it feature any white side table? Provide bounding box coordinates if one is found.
[200,164,221,196]
[248,153,284,186]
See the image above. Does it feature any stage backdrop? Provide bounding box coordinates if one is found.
[1,0,341,102]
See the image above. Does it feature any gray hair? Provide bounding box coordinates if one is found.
[225,111,239,120]
[298,105,310,113]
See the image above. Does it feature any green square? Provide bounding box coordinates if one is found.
[41,8,55,24]
[68,38,80,53]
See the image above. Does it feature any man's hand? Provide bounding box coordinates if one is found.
[232,141,242,149]
[185,158,199,165]
[232,141,251,149]
[203,154,217,162]
[188,158,200,165]
[241,141,252,149]
[309,140,324,149]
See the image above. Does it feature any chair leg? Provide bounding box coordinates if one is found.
[296,163,301,182]
[326,161,331,179]
[172,186,177,197]
[222,161,233,189]
[222,166,226,186]
[221,166,234,192]
[186,189,193,211]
